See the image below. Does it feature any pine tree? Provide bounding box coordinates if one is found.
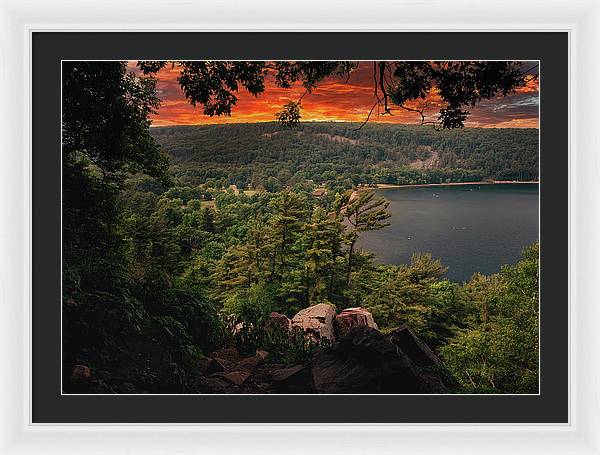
[300,206,341,305]
[342,190,390,287]
[201,207,215,233]
[213,219,273,297]
[266,191,307,283]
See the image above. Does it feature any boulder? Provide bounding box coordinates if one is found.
[208,346,240,372]
[204,376,242,393]
[265,312,292,332]
[210,370,252,387]
[70,364,91,382]
[420,373,448,394]
[271,364,314,393]
[292,303,337,341]
[235,354,263,373]
[256,350,269,361]
[205,351,265,390]
[334,307,378,338]
[198,357,225,376]
[311,326,423,393]
[387,324,442,367]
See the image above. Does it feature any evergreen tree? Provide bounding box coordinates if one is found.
[342,190,391,286]
[214,219,273,294]
[300,206,341,305]
[201,207,215,233]
[267,191,307,284]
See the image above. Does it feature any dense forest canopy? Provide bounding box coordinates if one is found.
[151,122,539,190]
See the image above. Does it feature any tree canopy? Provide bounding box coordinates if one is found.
[150,122,539,191]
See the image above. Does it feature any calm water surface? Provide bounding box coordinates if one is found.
[357,184,539,282]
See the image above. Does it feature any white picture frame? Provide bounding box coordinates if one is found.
[1,0,598,453]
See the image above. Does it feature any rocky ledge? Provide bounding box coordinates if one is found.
[197,304,447,394]
[65,304,448,394]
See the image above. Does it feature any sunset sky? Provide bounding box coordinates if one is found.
[128,61,539,128]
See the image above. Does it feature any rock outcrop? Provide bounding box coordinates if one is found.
[291,303,336,341]
[311,326,423,393]
[387,324,448,392]
[334,307,378,338]
[74,306,449,394]
[265,312,292,332]
[202,347,267,393]
[271,364,314,393]
[70,364,91,382]
[387,324,442,367]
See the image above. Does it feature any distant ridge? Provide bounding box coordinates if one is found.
[150,122,539,189]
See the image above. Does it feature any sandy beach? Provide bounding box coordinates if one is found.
[359,180,539,190]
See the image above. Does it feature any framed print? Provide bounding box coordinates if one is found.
[1,0,599,454]
[37,31,562,423]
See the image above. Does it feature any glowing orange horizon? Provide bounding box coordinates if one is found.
[128,61,539,129]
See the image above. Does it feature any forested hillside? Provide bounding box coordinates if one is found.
[151,122,539,190]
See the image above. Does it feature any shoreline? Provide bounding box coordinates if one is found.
[359,181,539,190]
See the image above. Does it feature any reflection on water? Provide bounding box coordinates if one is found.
[357,184,539,282]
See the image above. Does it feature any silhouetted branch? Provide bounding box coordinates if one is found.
[378,62,391,114]
[520,64,540,83]
[520,64,539,76]
[354,98,384,131]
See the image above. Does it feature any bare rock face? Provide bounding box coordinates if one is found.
[387,324,447,393]
[203,347,267,392]
[236,355,262,373]
[387,324,442,367]
[292,303,337,341]
[255,350,269,361]
[210,370,252,387]
[271,364,314,393]
[420,373,448,393]
[311,326,422,394]
[198,357,225,376]
[208,346,240,372]
[203,376,242,393]
[265,312,292,332]
[334,307,378,338]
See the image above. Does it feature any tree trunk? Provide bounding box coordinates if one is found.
[346,239,356,287]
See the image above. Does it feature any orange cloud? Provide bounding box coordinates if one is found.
[129,61,539,128]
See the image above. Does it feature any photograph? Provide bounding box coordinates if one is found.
[62,59,540,395]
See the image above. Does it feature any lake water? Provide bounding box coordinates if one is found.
[357,183,539,282]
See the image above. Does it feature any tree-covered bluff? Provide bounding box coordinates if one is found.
[151,122,539,190]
